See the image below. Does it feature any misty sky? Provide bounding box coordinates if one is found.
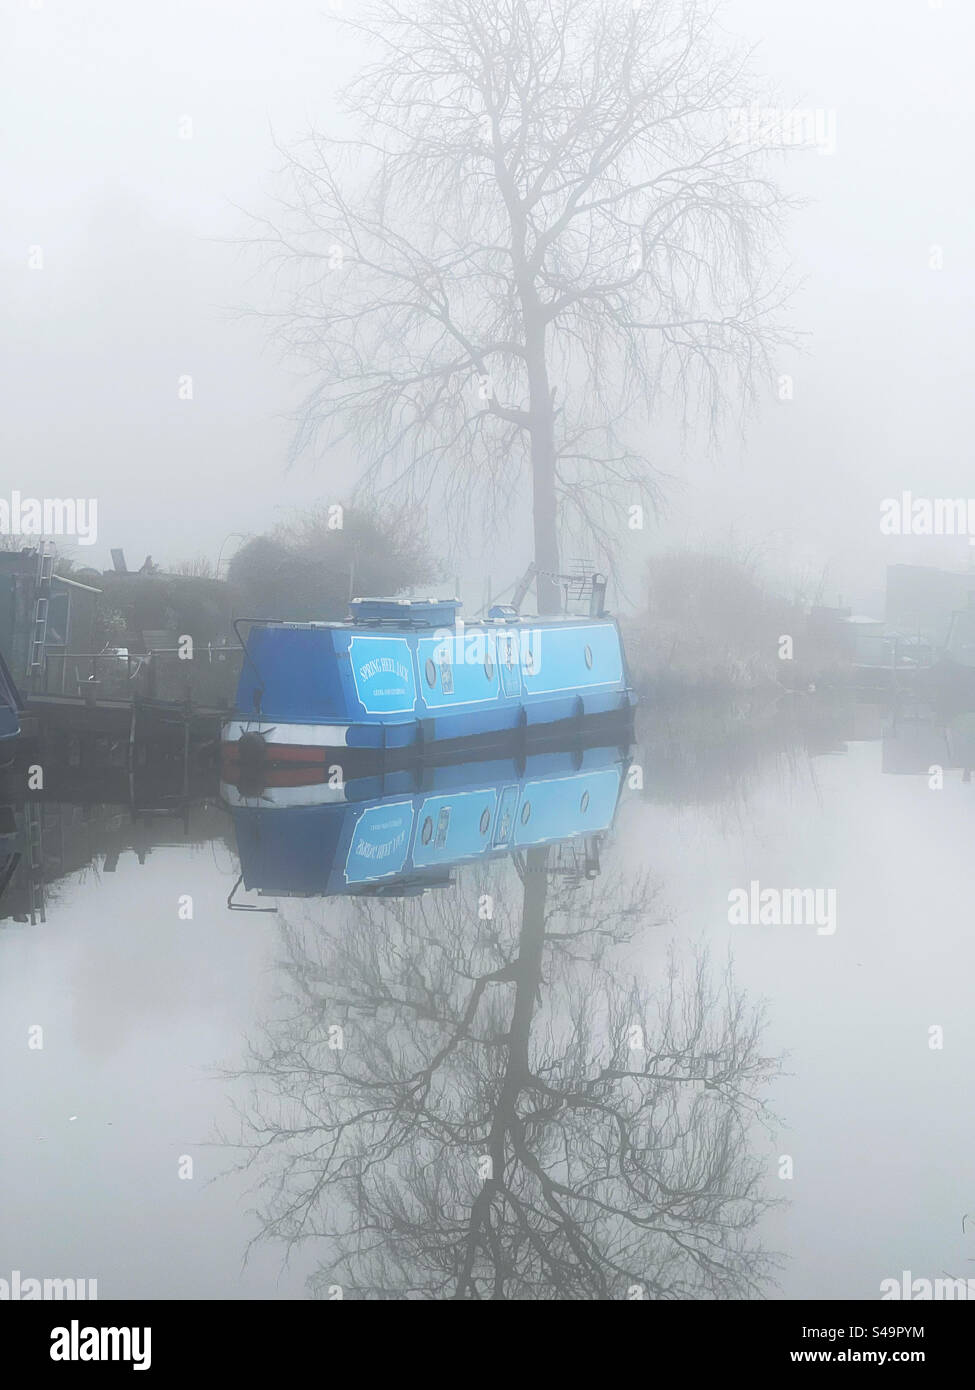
[5,0,975,614]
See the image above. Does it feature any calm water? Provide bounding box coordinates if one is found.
[3,694,974,1300]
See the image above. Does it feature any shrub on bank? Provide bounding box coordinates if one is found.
[624,552,846,698]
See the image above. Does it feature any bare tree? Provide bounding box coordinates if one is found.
[170,555,217,579]
[223,852,781,1299]
[248,0,794,611]
[227,501,436,619]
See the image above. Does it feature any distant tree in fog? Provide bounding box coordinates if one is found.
[171,555,217,579]
[248,0,794,611]
[227,501,436,619]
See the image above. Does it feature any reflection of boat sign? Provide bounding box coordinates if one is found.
[224,743,630,903]
[221,597,635,769]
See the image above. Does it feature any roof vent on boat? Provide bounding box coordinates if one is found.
[488,604,520,622]
[348,597,462,627]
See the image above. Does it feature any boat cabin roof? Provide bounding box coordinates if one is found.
[349,596,462,627]
[247,611,613,631]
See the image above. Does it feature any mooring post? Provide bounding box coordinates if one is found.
[128,700,137,771]
[182,702,191,799]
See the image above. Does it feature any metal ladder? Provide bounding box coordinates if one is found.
[28,540,56,687]
[25,800,46,924]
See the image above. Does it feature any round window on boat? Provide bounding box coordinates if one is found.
[421,816,434,845]
[520,800,532,825]
[484,654,494,682]
[580,791,590,813]
[479,807,491,835]
[425,658,437,688]
[584,644,593,669]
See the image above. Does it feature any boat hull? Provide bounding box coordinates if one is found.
[222,615,636,769]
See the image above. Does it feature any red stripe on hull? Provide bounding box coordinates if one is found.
[228,765,340,788]
[221,742,338,766]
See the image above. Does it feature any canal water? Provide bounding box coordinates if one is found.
[2,694,973,1300]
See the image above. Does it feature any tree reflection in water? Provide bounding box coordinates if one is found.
[225,846,781,1299]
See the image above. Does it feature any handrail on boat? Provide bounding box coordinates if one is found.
[226,870,278,913]
[232,618,268,708]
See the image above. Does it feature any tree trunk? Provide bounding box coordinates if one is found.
[525,315,562,616]
[453,844,551,1300]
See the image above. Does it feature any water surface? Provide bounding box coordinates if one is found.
[2,695,972,1299]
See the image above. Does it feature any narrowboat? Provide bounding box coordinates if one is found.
[223,740,629,902]
[222,597,635,768]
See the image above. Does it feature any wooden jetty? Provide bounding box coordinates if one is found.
[13,642,240,776]
[15,692,225,793]
[25,690,224,743]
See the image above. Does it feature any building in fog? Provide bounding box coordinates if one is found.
[885,563,975,649]
[0,548,101,687]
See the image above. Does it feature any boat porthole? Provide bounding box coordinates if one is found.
[425,658,436,687]
[584,644,593,669]
[421,816,433,845]
[580,791,590,813]
[520,800,531,825]
[479,807,491,835]
[484,655,494,682]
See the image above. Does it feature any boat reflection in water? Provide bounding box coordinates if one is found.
[222,740,631,904]
[223,734,784,1301]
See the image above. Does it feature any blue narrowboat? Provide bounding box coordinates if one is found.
[224,741,629,902]
[223,597,635,768]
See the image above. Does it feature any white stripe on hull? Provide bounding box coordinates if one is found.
[222,719,350,747]
[220,781,350,809]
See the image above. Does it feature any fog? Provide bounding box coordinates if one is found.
[6,0,975,609]
[6,2,975,1319]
